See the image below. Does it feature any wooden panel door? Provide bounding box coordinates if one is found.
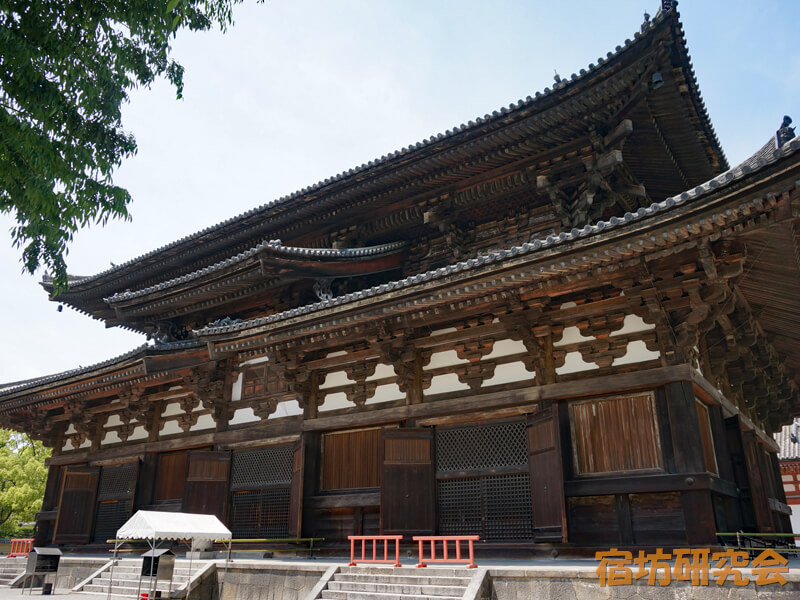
[182,451,231,521]
[527,404,567,542]
[53,466,100,544]
[380,428,435,535]
[741,430,773,532]
[288,439,304,537]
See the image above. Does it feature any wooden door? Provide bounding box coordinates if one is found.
[380,428,435,535]
[288,439,304,537]
[53,465,100,544]
[741,430,773,532]
[93,461,139,542]
[527,404,567,542]
[182,450,231,521]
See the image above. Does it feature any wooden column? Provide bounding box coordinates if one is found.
[665,380,717,544]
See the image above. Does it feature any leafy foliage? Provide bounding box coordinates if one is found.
[0,0,243,292]
[0,430,49,537]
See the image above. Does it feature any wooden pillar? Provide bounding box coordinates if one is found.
[665,381,717,544]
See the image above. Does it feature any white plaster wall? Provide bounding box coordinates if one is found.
[162,402,183,417]
[160,420,182,436]
[231,371,244,402]
[556,351,598,375]
[241,356,270,367]
[554,326,593,347]
[190,414,216,431]
[319,370,356,389]
[610,314,655,336]
[319,392,350,412]
[424,350,468,370]
[127,426,148,441]
[366,383,405,405]
[430,327,458,336]
[229,407,259,425]
[325,350,348,358]
[106,414,123,427]
[268,400,303,419]
[102,430,121,445]
[613,340,660,366]
[560,301,577,309]
[791,512,800,547]
[65,423,76,435]
[366,363,396,382]
[482,361,534,386]
[485,339,527,359]
[424,373,470,395]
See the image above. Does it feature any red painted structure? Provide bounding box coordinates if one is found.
[348,535,403,567]
[414,535,479,569]
[7,538,33,558]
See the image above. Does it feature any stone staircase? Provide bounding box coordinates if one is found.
[319,566,475,600]
[78,558,209,598]
[0,556,27,586]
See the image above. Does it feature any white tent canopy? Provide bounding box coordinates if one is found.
[116,510,232,542]
[108,511,232,600]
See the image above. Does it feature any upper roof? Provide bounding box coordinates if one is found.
[44,3,727,324]
[6,133,795,405]
[776,419,800,460]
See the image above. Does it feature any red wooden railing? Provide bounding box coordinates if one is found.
[8,538,33,557]
[413,535,479,568]
[348,535,403,567]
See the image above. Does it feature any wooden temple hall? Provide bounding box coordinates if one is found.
[2,3,799,554]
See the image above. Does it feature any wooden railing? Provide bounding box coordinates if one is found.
[413,535,479,568]
[347,535,403,567]
[8,538,33,557]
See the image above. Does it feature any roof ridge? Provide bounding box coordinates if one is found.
[196,134,798,337]
[50,8,695,293]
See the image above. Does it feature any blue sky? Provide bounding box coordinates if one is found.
[1,0,798,382]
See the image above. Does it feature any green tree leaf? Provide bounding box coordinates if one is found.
[0,430,50,537]
[0,1,251,294]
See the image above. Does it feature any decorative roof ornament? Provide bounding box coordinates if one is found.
[641,11,651,33]
[553,70,562,85]
[661,0,677,12]
[314,277,334,301]
[776,115,795,147]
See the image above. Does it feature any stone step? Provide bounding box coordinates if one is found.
[83,582,181,594]
[328,580,466,596]
[321,591,463,600]
[334,573,471,586]
[338,566,469,578]
[96,572,190,581]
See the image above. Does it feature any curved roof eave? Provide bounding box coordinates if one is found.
[48,5,724,299]
[196,135,796,340]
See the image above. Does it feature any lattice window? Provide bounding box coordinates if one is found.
[229,488,290,538]
[242,365,288,399]
[438,478,482,536]
[94,500,132,542]
[436,421,528,472]
[231,446,293,491]
[97,463,138,500]
[437,474,533,541]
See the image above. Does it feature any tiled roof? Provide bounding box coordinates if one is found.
[0,338,204,399]
[104,240,406,303]
[4,133,795,404]
[775,419,800,460]
[47,3,724,295]
[197,134,798,337]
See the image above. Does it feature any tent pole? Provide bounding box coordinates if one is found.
[149,536,155,599]
[187,540,194,600]
[221,541,231,599]
[107,539,120,600]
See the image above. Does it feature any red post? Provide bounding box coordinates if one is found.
[413,536,479,568]
[347,535,403,567]
[8,538,33,558]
